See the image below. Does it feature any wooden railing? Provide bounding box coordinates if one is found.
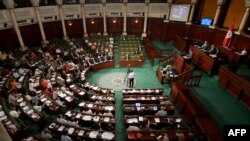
[159,54,175,67]
[159,48,175,58]
[185,73,203,87]
[170,64,194,86]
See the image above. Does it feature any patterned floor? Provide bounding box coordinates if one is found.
[98,72,136,91]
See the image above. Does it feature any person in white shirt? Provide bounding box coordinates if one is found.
[60,133,72,141]
[9,107,20,118]
[29,80,36,93]
[56,114,68,124]
[240,48,247,56]
[127,70,135,88]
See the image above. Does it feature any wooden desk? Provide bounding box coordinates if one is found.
[125,115,186,130]
[218,46,240,63]
[127,130,195,141]
[48,122,116,141]
[124,104,175,115]
[119,60,143,67]
[219,65,250,108]
[123,95,168,104]
[64,110,115,129]
[190,46,217,74]
[91,61,115,72]
[90,94,115,104]
[171,82,223,141]
[83,82,113,95]
[78,101,115,113]
[122,88,163,95]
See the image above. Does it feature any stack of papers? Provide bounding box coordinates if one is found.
[101,132,115,140]
[154,118,160,123]
[89,131,99,138]
[78,130,85,136]
[68,127,75,135]
[82,115,92,121]
[93,116,100,122]
[58,125,65,131]
[104,117,110,122]
[127,118,138,123]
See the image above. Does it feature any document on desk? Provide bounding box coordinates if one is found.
[138,116,143,122]
[79,91,85,95]
[89,131,99,138]
[49,123,56,129]
[82,115,92,121]
[17,98,23,102]
[78,130,85,136]
[87,103,94,108]
[27,109,34,115]
[101,132,115,140]
[58,125,65,131]
[127,118,138,123]
[151,97,156,100]
[76,113,81,119]
[79,102,85,106]
[104,117,110,122]
[65,96,72,102]
[65,111,72,117]
[175,118,182,123]
[93,116,100,122]
[0,111,5,117]
[136,107,141,111]
[68,127,75,135]
[154,118,160,123]
[105,106,114,111]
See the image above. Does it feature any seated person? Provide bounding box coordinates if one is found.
[207,44,216,54]
[60,133,72,141]
[127,123,140,132]
[198,41,209,51]
[155,106,168,116]
[8,93,18,106]
[41,128,52,140]
[183,49,194,60]
[9,107,20,118]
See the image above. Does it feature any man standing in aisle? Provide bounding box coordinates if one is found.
[127,70,135,88]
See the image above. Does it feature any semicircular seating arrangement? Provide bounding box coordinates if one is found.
[0,34,118,141]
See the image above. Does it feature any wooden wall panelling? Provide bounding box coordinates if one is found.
[20,24,42,48]
[107,17,123,35]
[127,17,143,35]
[223,0,245,29]
[147,18,163,40]
[43,21,64,40]
[164,22,185,40]
[200,0,217,19]
[232,35,250,52]
[188,25,210,41]
[86,18,103,34]
[209,29,226,47]
[182,24,190,38]
[0,29,19,51]
[65,19,83,39]
[160,22,169,42]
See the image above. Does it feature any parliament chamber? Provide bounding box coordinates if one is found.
[0,0,250,141]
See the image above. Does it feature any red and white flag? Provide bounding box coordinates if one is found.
[223,22,234,48]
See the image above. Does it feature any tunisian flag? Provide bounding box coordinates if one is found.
[223,22,234,48]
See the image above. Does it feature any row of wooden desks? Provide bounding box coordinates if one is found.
[124,104,175,115]
[125,115,186,130]
[48,122,116,140]
[123,95,168,104]
[122,88,163,95]
[127,130,195,141]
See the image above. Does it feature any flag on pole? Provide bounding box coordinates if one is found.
[223,22,235,48]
